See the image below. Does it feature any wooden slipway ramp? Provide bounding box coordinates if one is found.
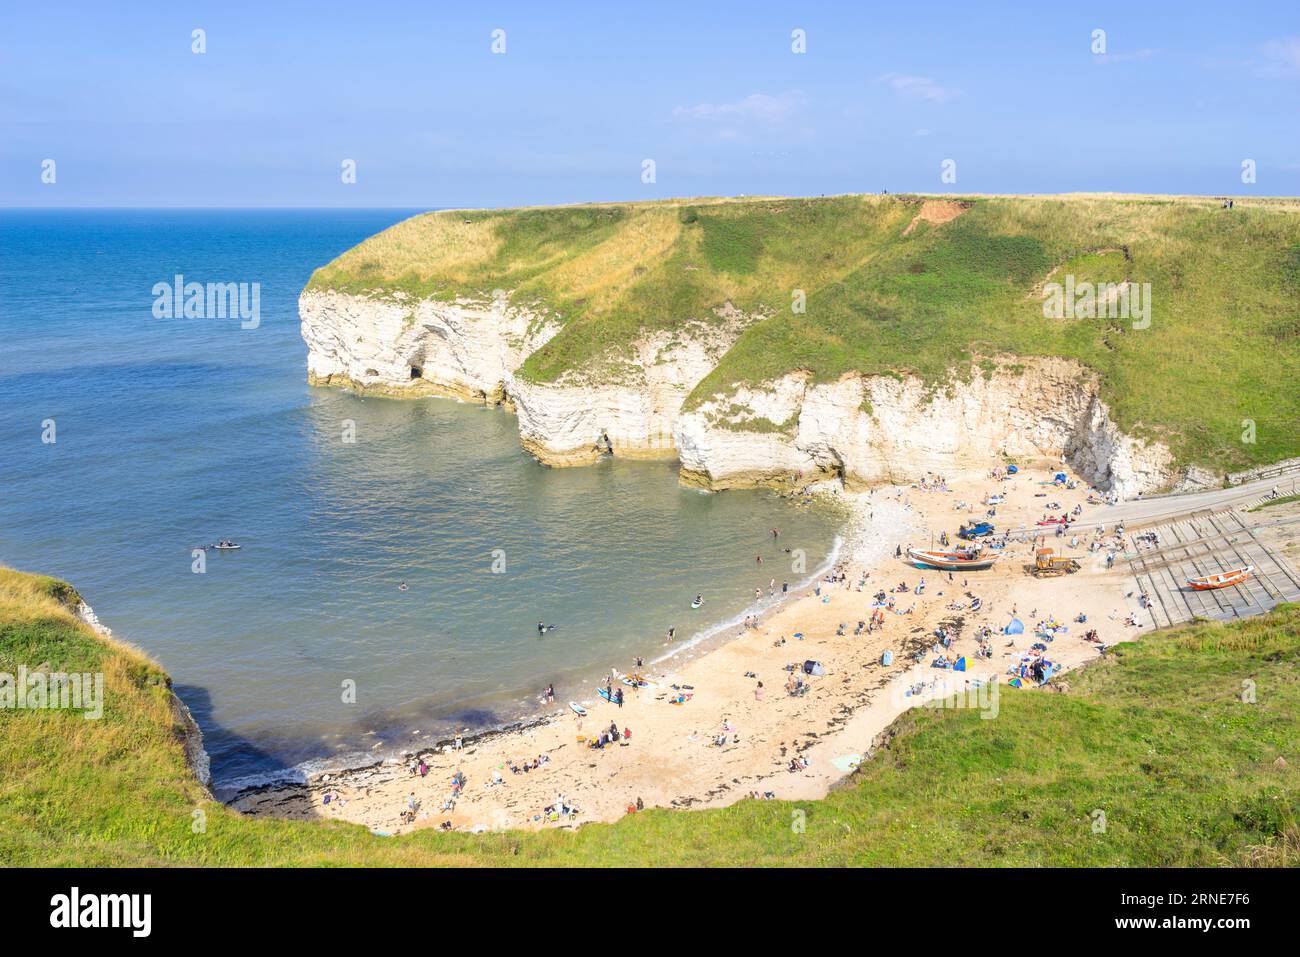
[1126,507,1300,628]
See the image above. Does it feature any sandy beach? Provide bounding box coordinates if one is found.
[233,460,1149,833]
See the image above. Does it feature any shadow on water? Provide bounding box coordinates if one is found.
[175,681,520,807]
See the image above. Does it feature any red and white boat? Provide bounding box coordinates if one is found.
[908,547,1000,571]
[1186,566,1252,591]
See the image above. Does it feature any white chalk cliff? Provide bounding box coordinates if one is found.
[301,290,1190,498]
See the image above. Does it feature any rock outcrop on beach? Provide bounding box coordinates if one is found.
[301,290,1175,497]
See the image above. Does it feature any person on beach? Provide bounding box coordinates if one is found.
[754,681,765,701]
[544,683,555,704]
[614,688,624,708]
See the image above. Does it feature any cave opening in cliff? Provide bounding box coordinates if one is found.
[409,365,423,379]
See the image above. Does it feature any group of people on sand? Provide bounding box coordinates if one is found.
[508,754,549,774]
[914,472,950,493]
[590,721,630,749]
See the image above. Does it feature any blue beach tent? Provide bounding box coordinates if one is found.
[1004,617,1025,635]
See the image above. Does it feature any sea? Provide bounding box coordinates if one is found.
[0,209,842,796]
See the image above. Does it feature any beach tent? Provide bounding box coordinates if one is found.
[1006,465,1019,474]
[803,660,826,676]
[1004,617,1025,635]
[954,656,967,672]
[1054,472,1068,483]
[1007,677,1023,688]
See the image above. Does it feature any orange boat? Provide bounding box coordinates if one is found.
[1186,565,1252,591]
[908,547,999,571]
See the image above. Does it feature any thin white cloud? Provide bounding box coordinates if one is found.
[672,91,807,123]
[877,73,961,103]
[1094,48,1159,65]
[1260,36,1300,76]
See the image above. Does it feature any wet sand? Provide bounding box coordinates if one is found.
[232,462,1149,833]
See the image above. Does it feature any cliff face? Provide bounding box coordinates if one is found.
[301,290,1180,497]
[301,290,560,401]
[510,307,758,466]
[676,360,1173,497]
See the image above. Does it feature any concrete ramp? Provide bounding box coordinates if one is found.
[1125,508,1300,628]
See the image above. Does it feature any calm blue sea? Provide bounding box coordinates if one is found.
[0,210,841,794]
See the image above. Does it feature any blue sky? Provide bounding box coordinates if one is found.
[2,1,1298,206]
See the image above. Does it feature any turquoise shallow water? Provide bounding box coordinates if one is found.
[0,210,842,793]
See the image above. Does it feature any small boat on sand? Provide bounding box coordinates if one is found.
[908,547,999,571]
[1186,566,1252,591]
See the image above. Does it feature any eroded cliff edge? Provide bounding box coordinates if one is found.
[300,288,1182,498]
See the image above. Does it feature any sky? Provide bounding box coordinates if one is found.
[2,1,1298,207]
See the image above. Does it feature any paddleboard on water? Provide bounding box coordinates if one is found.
[691,599,703,609]
[569,702,587,716]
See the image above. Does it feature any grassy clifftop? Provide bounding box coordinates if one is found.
[307,194,1300,474]
[3,563,1297,866]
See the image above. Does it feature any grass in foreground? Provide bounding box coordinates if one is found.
[306,194,1300,475]
[1,565,1297,866]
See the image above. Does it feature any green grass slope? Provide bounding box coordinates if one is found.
[306,194,1300,474]
[2,564,1297,866]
